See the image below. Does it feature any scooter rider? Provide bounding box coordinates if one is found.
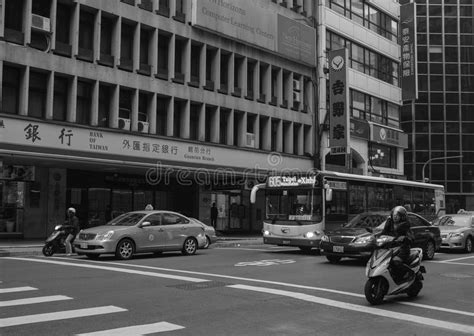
[381,206,414,280]
[65,207,80,256]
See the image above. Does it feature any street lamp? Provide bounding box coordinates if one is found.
[422,155,463,183]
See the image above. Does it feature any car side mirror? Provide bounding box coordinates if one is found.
[140,221,151,228]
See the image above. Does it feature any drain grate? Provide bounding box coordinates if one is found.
[169,281,230,291]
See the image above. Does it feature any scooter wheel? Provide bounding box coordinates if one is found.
[364,277,388,305]
[406,280,423,298]
[42,244,55,257]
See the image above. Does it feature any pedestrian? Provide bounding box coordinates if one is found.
[145,204,154,210]
[65,207,80,256]
[210,202,218,227]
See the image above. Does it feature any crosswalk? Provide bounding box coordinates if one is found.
[0,284,185,335]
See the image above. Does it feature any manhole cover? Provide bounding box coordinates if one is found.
[441,273,472,279]
[168,281,229,290]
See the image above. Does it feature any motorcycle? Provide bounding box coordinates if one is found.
[364,235,426,305]
[42,224,75,257]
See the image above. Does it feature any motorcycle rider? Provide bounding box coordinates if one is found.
[380,206,414,281]
[65,207,80,256]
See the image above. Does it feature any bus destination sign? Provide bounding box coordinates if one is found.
[267,175,317,188]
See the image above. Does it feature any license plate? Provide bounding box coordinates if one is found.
[282,240,291,245]
[333,245,344,253]
[80,243,88,249]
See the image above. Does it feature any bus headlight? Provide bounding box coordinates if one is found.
[305,231,315,238]
[263,230,270,236]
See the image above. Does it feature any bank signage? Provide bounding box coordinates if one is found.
[0,117,312,172]
[191,0,316,66]
[370,124,408,149]
[328,48,350,154]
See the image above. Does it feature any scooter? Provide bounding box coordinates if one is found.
[364,235,426,305]
[42,224,75,257]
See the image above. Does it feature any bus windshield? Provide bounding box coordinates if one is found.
[265,189,322,223]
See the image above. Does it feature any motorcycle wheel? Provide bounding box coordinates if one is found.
[406,280,423,298]
[364,277,388,305]
[42,244,55,257]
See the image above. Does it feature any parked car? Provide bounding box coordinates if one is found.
[320,213,388,263]
[320,212,441,263]
[74,210,207,260]
[432,212,474,253]
[189,218,218,249]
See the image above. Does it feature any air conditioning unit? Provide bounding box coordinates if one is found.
[138,121,149,133]
[293,78,301,91]
[118,118,131,131]
[293,91,301,103]
[31,14,51,33]
[246,133,256,148]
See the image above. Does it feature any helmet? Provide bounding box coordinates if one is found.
[67,207,76,214]
[390,206,407,224]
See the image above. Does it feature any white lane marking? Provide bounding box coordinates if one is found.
[0,306,126,327]
[0,286,37,294]
[0,295,72,307]
[438,256,474,263]
[7,257,473,319]
[428,260,474,267]
[46,257,474,318]
[221,248,274,251]
[229,284,474,335]
[5,257,208,283]
[76,321,185,335]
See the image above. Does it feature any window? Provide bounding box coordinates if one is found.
[189,104,200,141]
[220,109,229,145]
[156,97,168,135]
[162,213,188,225]
[53,76,69,121]
[2,65,21,115]
[77,81,92,125]
[55,3,72,55]
[28,71,48,119]
[98,84,111,127]
[100,15,114,58]
[78,9,95,60]
[145,214,161,226]
[369,144,397,169]
[157,33,170,77]
[120,22,135,69]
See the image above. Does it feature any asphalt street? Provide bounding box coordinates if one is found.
[1,244,473,336]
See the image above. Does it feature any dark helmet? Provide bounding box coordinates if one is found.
[390,206,407,224]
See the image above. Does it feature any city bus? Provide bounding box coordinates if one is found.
[250,171,445,252]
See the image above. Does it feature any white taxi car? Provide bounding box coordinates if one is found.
[432,211,474,253]
[74,210,207,260]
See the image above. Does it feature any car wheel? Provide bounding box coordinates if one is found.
[115,239,135,260]
[299,246,312,253]
[85,253,100,260]
[423,240,435,260]
[364,277,388,305]
[465,237,473,253]
[326,255,341,264]
[182,237,197,255]
[202,236,211,249]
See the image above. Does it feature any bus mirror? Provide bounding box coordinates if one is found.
[325,188,333,202]
[250,183,266,204]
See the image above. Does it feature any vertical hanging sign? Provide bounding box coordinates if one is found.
[328,48,349,154]
[400,2,418,101]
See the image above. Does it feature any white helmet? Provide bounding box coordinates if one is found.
[67,207,76,214]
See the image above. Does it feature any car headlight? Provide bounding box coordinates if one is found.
[263,230,270,236]
[96,230,114,241]
[353,235,375,245]
[321,235,329,242]
[448,232,464,238]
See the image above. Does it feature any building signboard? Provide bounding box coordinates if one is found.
[267,175,318,188]
[0,117,313,172]
[191,0,316,66]
[400,2,418,101]
[370,124,408,149]
[328,48,350,154]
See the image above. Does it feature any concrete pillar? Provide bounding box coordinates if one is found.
[149,92,157,134]
[265,65,271,103]
[110,84,119,128]
[215,48,221,90]
[289,72,294,108]
[227,109,234,146]
[277,68,283,105]
[45,72,54,120]
[181,100,190,139]
[134,23,140,71]
[183,38,191,82]
[276,119,283,152]
[19,67,29,116]
[198,104,205,141]
[212,106,220,143]
[166,97,174,137]
[254,114,260,149]
[298,123,304,155]
[199,43,206,87]
[71,1,79,56]
[24,0,32,45]
[150,28,158,75]
[94,10,101,62]
[112,17,121,67]
[90,80,99,126]
[241,56,247,96]
[254,61,259,99]
[50,0,57,50]
[228,53,234,93]
[131,88,138,132]
[168,34,175,80]
[67,76,77,122]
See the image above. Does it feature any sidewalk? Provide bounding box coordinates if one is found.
[0,234,263,257]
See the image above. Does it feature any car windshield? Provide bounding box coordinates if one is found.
[344,214,387,228]
[107,213,146,226]
[432,215,471,227]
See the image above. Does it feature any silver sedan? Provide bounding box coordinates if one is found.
[74,210,207,260]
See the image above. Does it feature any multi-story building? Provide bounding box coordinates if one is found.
[318,1,406,219]
[401,0,474,212]
[0,0,317,238]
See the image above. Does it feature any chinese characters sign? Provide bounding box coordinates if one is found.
[400,2,418,101]
[328,48,350,154]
